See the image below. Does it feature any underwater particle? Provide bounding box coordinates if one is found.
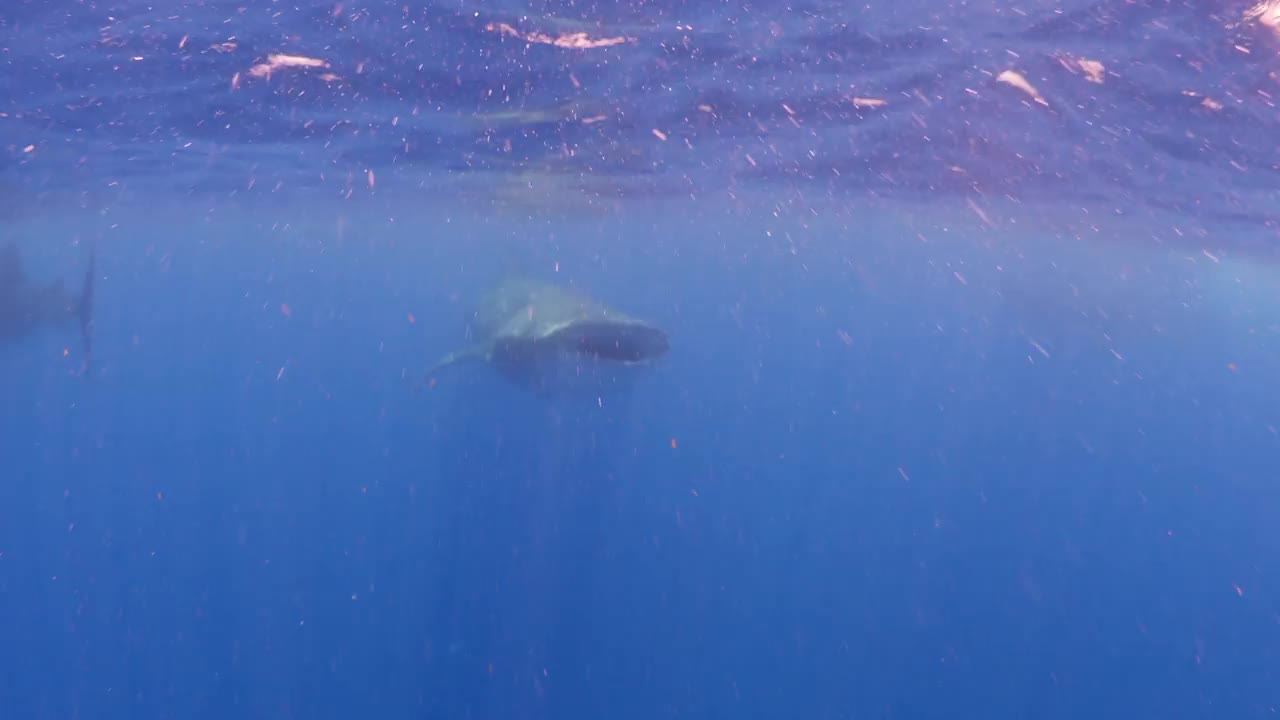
[996,70,1049,106]
[280,303,292,317]
[670,438,677,449]
[652,129,668,141]
[1244,1,1280,35]
[248,53,331,79]
[1234,584,1244,596]
[1075,60,1105,82]
[484,22,634,49]
[1057,55,1105,83]
[966,197,994,226]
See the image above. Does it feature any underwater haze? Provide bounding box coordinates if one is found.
[2,1,1280,719]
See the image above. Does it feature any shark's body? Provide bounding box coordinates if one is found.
[0,241,96,373]
[426,276,669,392]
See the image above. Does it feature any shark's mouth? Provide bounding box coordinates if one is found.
[554,320,670,364]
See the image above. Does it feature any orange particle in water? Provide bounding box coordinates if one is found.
[280,303,292,317]
[670,438,678,449]
[1234,584,1244,597]
[63,348,70,357]
[1227,362,1238,373]
[407,313,416,324]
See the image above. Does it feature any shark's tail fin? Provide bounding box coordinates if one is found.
[77,238,96,376]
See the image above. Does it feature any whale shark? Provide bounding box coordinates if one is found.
[0,240,96,373]
[425,276,669,392]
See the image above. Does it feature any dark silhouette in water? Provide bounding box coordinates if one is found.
[0,240,96,374]
[425,275,669,393]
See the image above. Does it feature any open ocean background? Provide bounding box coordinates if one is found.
[3,1,1280,718]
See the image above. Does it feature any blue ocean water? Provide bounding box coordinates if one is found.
[2,0,1280,718]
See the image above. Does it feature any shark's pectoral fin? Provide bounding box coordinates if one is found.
[414,343,489,391]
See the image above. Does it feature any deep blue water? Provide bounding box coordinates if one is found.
[2,1,1280,719]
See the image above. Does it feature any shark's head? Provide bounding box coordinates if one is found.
[551,319,670,365]
[483,321,669,394]
[428,279,671,395]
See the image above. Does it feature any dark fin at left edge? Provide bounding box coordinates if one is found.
[77,238,96,376]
